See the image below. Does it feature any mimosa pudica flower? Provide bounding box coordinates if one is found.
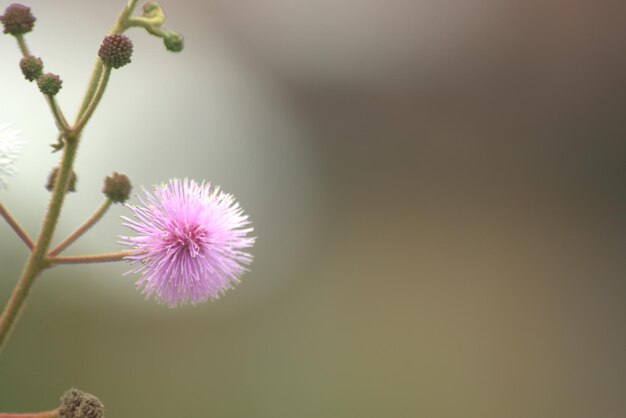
[121,178,255,307]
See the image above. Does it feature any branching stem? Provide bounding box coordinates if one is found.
[0,0,141,353]
[48,199,112,257]
[45,96,70,133]
[14,36,70,131]
[0,135,79,350]
[74,66,112,132]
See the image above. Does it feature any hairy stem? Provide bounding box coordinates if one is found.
[0,0,141,354]
[48,251,131,265]
[48,199,112,257]
[44,96,70,133]
[0,202,34,250]
[75,61,103,120]
[0,137,79,351]
[74,66,112,132]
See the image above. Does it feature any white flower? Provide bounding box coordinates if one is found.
[0,123,24,188]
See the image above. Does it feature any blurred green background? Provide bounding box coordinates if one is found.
[1,0,626,417]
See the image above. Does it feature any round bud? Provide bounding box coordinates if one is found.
[59,388,104,418]
[98,34,133,69]
[103,172,132,203]
[37,72,62,96]
[163,31,184,52]
[46,166,77,193]
[0,3,36,35]
[19,55,43,81]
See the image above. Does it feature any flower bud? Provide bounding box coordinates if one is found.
[0,3,36,35]
[98,34,133,69]
[59,388,104,418]
[46,166,77,193]
[37,72,62,96]
[19,55,43,81]
[103,172,132,203]
[163,31,183,52]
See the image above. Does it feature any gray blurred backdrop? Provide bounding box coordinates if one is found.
[1,0,625,417]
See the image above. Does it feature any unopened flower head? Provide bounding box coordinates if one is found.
[103,172,132,203]
[0,3,36,35]
[19,55,43,81]
[46,166,77,193]
[98,34,133,69]
[37,72,62,96]
[59,388,104,418]
[163,31,184,52]
[0,123,24,188]
[120,178,255,307]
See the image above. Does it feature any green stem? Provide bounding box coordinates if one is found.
[0,202,34,250]
[126,18,166,37]
[0,0,141,354]
[75,61,103,120]
[74,66,112,132]
[14,35,30,56]
[48,199,112,257]
[44,96,70,133]
[112,0,139,34]
[0,137,79,351]
[48,251,131,265]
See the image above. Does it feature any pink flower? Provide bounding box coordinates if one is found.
[120,178,255,307]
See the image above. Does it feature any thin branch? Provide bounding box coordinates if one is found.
[126,18,166,37]
[73,65,112,132]
[45,96,70,133]
[48,199,112,257]
[75,61,103,122]
[14,34,30,56]
[0,410,58,418]
[47,251,132,266]
[0,202,34,250]
[13,35,70,133]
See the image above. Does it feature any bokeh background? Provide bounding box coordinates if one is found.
[1,0,626,417]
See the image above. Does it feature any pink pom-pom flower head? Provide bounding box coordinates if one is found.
[120,178,255,307]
